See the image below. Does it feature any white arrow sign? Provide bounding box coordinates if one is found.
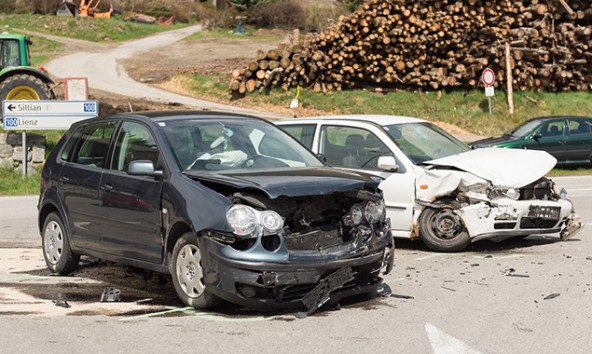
[3,100,98,116]
[2,100,99,130]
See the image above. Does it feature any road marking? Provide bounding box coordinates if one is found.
[416,253,449,261]
[120,306,277,322]
[425,323,482,354]
[472,254,524,260]
[0,273,102,284]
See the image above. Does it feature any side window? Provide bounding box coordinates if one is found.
[539,121,565,137]
[320,126,390,170]
[112,122,159,172]
[280,124,316,149]
[64,121,116,167]
[0,39,21,68]
[568,119,591,135]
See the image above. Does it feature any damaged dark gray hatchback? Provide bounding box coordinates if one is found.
[38,111,394,312]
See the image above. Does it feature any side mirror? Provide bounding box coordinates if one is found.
[533,132,542,141]
[128,160,163,178]
[317,153,327,162]
[377,156,398,172]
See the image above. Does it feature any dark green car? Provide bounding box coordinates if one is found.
[471,116,592,167]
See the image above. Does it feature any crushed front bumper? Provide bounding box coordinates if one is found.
[458,198,583,242]
[198,234,394,311]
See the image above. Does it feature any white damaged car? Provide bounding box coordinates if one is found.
[277,115,583,252]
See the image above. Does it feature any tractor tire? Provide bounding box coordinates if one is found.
[0,73,54,101]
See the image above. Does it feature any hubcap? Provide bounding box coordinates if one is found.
[176,244,205,297]
[6,86,41,100]
[430,209,463,239]
[44,221,64,264]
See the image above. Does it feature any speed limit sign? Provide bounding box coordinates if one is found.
[482,68,495,86]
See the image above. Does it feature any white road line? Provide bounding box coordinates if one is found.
[425,323,482,354]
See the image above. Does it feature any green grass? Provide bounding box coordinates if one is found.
[0,168,41,195]
[0,14,189,42]
[186,29,284,41]
[178,73,592,137]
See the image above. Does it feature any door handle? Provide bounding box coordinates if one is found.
[60,175,70,182]
[101,183,113,192]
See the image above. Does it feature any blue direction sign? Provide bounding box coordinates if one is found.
[2,100,99,130]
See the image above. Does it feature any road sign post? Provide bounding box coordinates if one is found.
[481,68,496,115]
[2,100,99,176]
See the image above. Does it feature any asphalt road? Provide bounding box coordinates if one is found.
[1,176,591,353]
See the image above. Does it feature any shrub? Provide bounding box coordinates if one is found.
[248,0,305,29]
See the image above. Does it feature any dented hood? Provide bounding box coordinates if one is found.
[185,167,380,199]
[425,148,557,188]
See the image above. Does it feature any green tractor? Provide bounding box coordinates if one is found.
[0,33,55,102]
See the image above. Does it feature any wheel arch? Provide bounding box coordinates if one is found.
[164,221,193,270]
[0,67,54,85]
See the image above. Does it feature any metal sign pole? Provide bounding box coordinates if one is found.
[22,131,27,177]
[488,97,492,115]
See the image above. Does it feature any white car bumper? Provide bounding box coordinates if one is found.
[458,198,583,242]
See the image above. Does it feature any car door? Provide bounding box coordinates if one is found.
[281,122,416,237]
[564,118,592,165]
[528,119,567,160]
[100,121,164,264]
[57,121,116,251]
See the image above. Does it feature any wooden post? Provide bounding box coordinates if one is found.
[505,42,514,115]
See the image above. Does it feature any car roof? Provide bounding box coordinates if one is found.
[113,110,263,121]
[276,114,427,126]
[524,115,592,123]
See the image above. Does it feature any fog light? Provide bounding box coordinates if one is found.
[239,285,257,298]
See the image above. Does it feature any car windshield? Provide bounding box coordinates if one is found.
[160,118,324,171]
[507,119,543,138]
[383,122,470,164]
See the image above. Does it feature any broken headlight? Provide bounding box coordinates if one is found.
[227,205,284,238]
[501,188,520,200]
[364,200,385,224]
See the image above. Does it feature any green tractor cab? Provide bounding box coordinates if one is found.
[0,33,55,102]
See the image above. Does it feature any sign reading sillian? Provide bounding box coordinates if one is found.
[2,100,98,130]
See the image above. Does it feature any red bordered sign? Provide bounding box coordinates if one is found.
[481,68,495,86]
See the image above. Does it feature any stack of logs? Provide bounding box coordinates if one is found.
[229,0,592,94]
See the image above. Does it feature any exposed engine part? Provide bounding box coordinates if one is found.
[520,177,556,200]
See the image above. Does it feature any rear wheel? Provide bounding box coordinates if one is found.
[171,232,221,309]
[42,212,80,274]
[419,207,470,252]
[0,74,53,100]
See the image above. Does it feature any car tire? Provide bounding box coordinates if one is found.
[42,212,80,274]
[171,232,222,309]
[419,207,470,252]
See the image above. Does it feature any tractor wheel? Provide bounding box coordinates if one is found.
[0,74,53,101]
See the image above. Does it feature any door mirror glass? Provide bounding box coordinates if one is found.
[128,160,162,178]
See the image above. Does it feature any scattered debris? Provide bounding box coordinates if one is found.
[52,299,71,308]
[100,287,121,302]
[441,286,456,292]
[485,255,493,258]
[390,294,415,300]
[503,268,530,278]
[586,257,592,261]
[543,293,560,300]
[470,263,480,267]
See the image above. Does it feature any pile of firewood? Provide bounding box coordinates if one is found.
[229,0,592,94]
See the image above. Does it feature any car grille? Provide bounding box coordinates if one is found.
[283,229,346,251]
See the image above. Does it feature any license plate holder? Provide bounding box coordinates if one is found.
[301,267,354,315]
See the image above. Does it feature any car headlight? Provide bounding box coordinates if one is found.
[227,205,257,237]
[364,200,385,224]
[260,210,283,233]
[502,188,520,200]
[226,205,284,237]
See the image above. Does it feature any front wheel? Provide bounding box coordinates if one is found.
[171,232,221,309]
[42,212,80,274]
[419,207,470,252]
